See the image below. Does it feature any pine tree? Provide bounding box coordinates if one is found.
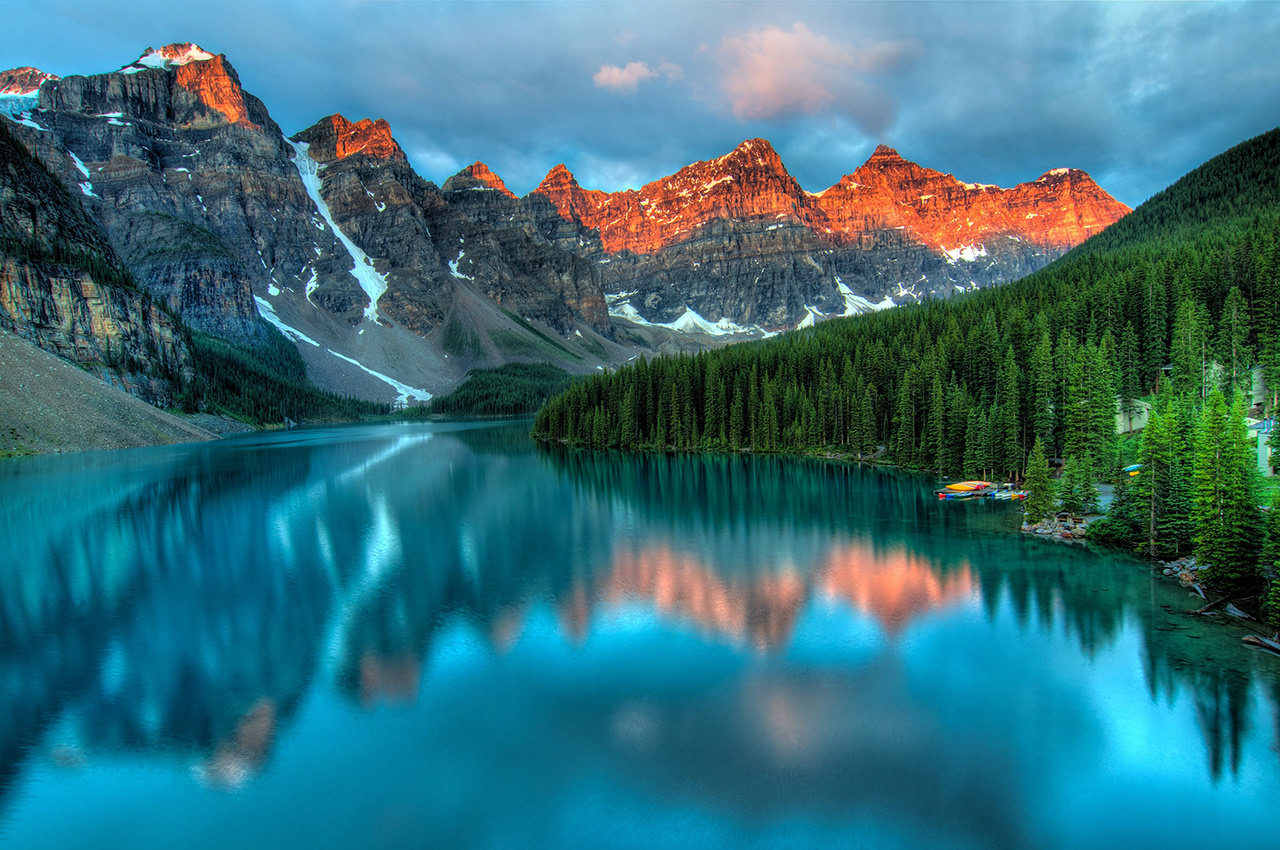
[1216,286,1253,399]
[620,385,638,450]
[1260,489,1280,626]
[1029,330,1055,448]
[1058,453,1098,516]
[1118,321,1142,432]
[1193,390,1263,592]
[1170,297,1212,399]
[995,348,1021,478]
[1023,435,1055,524]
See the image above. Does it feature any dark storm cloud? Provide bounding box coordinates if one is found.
[6,1,1280,206]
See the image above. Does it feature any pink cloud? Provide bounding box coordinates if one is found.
[718,23,918,133]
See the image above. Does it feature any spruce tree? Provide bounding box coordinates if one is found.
[1023,435,1055,524]
[1058,453,1098,515]
[1260,489,1280,626]
[1193,391,1263,592]
[1216,286,1253,399]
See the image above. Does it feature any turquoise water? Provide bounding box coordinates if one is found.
[0,421,1277,849]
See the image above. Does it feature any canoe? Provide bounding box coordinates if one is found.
[944,480,991,492]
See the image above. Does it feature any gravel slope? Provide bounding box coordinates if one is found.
[0,327,216,456]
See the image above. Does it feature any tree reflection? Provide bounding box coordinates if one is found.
[1,422,1278,828]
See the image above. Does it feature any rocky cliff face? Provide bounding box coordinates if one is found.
[289,115,608,341]
[10,45,316,345]
[436,160,608,334]
[0,121,193,406]
[535,140,1130,331]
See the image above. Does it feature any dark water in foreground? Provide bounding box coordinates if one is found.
[0,421,1277,849]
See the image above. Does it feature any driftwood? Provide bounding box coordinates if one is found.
[1243,635,1280,657]
[1189,595,1231,615]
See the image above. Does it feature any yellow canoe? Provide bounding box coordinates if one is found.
[944,480,992,492]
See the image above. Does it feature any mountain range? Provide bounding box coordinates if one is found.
[0,43,1129,409]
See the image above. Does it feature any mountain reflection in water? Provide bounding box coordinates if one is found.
[0,421,1277,849]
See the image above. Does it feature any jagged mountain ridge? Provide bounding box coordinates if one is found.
[531,138,1126,257]
[530,138,1129,331]
[1,41,1130,409]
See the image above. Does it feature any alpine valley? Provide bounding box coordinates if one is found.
[0,43,1128,429]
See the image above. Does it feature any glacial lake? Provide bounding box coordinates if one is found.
[1,420,1278,849]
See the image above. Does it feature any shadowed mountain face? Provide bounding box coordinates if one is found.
[0,43,1129,405]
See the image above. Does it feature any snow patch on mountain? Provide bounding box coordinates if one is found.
[609,300,758,336]
[836,276,896,315]
[797,305,825,330]
[255,296,320,347]
[0,92,39,117]
[122,44,216,74]
[66,151,98,197]
[286,137,388,323]
[324,349,431,405]
[943,244,988,264]
[448,256,473,280]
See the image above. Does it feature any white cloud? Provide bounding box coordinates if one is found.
[593,60,683,93]
[594,61,656,92]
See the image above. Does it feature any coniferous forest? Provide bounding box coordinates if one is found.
[534,128,1280,620]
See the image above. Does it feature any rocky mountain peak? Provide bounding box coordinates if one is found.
[537,164,579,193]
[109,44,256,127]
[1035,167,1083,183]
[26,43,258,130]
[0,67,59,95]
[714,137,785,171]
[868,143,906,162]
[843,144,941,189]
[122,43,217,73]
[534,164,611,228]
[535,138,817,254]
[444,162,516,198]
[292,114,407,164]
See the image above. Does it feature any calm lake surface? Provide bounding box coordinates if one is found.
[1,420,1278,849]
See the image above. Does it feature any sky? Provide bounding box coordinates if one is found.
[5,0,1280,208]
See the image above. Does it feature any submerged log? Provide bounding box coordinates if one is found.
[1189,595,1230,615]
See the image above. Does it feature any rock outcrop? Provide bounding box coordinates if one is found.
[436,160,608,334]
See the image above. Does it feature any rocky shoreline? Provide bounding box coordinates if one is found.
[1021,512,1097,542]
[1022,513,1279,650]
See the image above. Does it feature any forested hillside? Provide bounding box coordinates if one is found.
[534,129,1280,477]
